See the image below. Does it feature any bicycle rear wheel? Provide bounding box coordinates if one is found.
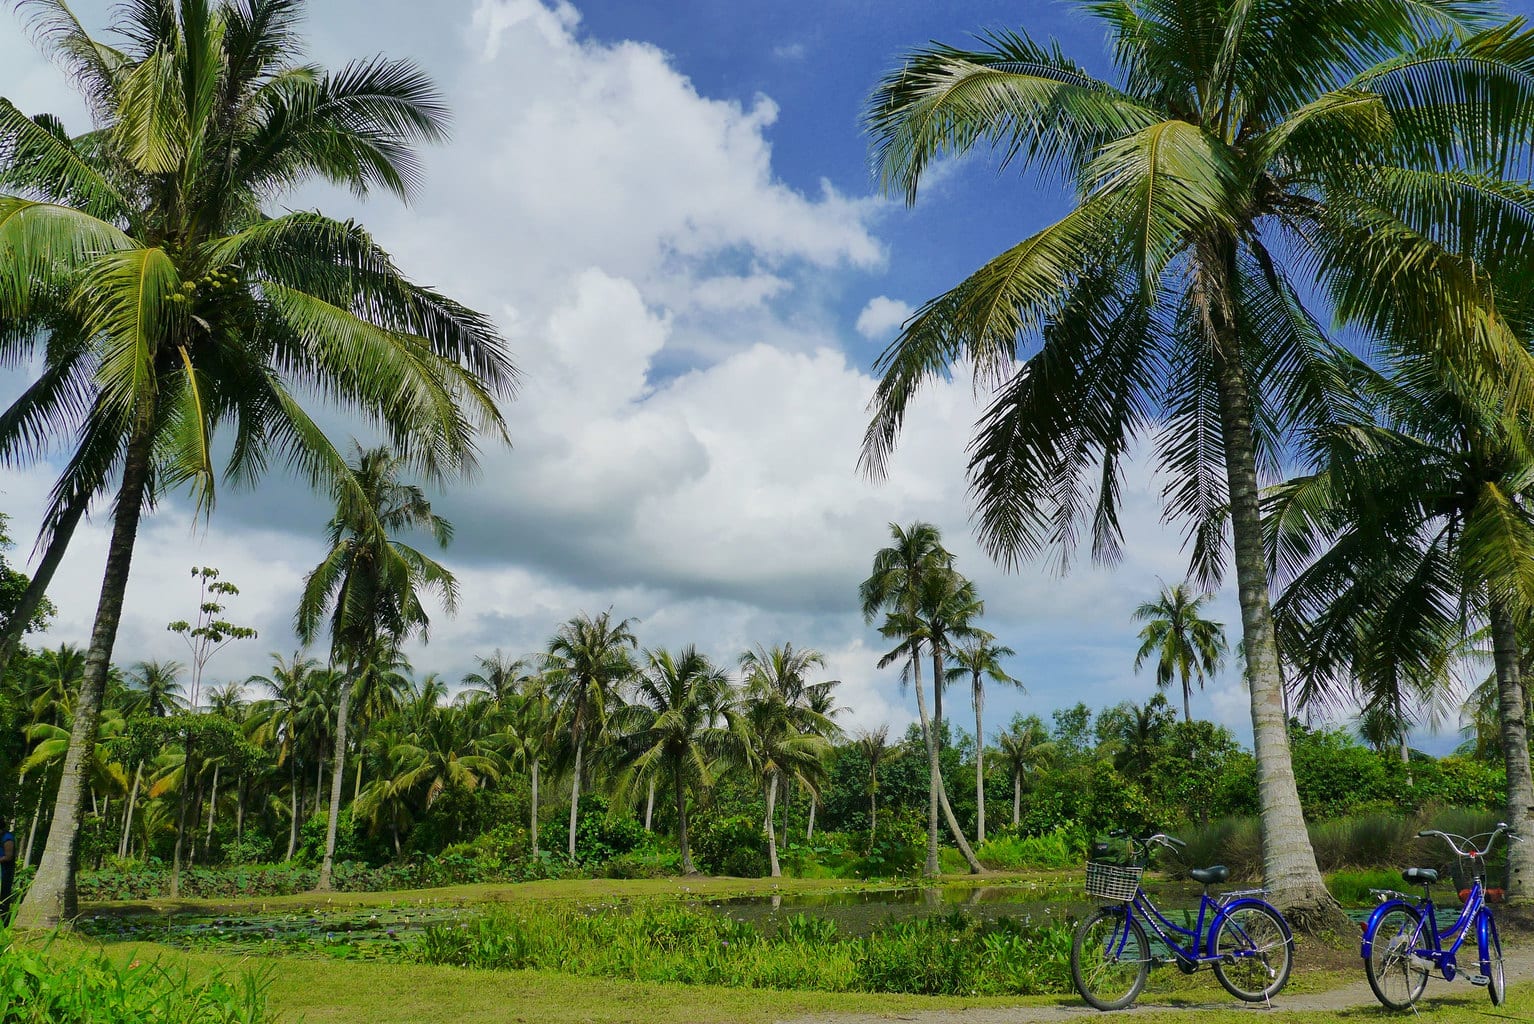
[1211,902,1293,1001]
[1071,906,1150,1011]
[1365,905,1430,1010]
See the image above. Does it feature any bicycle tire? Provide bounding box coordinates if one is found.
[1483,911,1505,1007]
[1211,902,1293,1001]
[1364,904,1430,1010]
[1071,906,1150,1011]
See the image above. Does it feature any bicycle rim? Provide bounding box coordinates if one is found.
[1211,904,1293,1001]
[1365,906,1429,1010]
[1484,914,1505,1007]
[1071,907,1150,1011]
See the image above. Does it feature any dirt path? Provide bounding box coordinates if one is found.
[783,945,1534,1023]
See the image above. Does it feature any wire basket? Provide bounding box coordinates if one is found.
[1085,861,1144,902]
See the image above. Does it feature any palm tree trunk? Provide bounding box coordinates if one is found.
[910,642,940,877]
[974,673,986,845]
[119,761,143,859]
[530,761,540,858]
[931,647,983,873]
[236,779,245,842]
[1183,679,1192,725]
[1210,288,1341,930]
[23,786,44,866]
[1490,598,1534,903]
[676,770,693,874]
[806,795,816,841]
[0,491,88,683]
[354,744,364,806]
[206,763,220,844]
[318,668,354,891]
[867,774,877,855]
[15,418,154,930]
[644,777,655,832]
[765,774,781,877]
[1012,770,1021,828]
[286,757,299,862]
[567,738,583,861]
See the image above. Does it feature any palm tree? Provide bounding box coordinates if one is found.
[496,682,553,858]
[858,1,1534,924]
[391,704,501,815]
[3,0,514,929]
[852,726,903,853]
[1133,584,1228,724]
[865,525,985,875]
[994,716,1052,829]
[123,661,187,720]
[736,650,835,878]
[248,652,323,861]
[298,443,456,891]
[1268,351,1534,900]
[545,611,638,861]
[947,633,1021,843]
[611,646,733,873]
[461,651,531,710]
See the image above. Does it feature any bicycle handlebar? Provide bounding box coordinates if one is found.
[1416,823,1520,858]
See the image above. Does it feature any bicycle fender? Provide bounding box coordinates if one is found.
[1360,899,1414,960]
[1476,908,1496,974]
[1203,897,1292,959]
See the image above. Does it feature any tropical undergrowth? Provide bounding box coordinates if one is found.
[0,935,271,1023]
[414,903,1075,995]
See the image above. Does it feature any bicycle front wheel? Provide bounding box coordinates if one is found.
[1365,904,1430,1010]
[1071,906,1150,1011]
[1211,902,1293,1001]
[1482,911,1505,1007]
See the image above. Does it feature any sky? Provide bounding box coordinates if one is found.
[3,0,1526,754]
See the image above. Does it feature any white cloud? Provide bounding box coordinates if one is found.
[856,296,914,339]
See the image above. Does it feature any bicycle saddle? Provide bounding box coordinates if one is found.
[1189,865,1230,885]
[1402,867,1439,885]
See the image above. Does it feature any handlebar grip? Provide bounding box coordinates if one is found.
[1416,831,1434,839]
[1165,835,1187,848]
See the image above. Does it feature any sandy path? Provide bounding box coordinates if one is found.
[783,945,1534,1023]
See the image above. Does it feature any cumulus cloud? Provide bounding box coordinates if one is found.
[855,296,914,339]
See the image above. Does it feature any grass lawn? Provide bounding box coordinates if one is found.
[56,938,1534,1024]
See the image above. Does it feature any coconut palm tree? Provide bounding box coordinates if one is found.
[947,632,1021,843]
[852,725,903,853]
[1133,583,1229,723]
[248,652,323,861]
[610,646,733,873]
[859,0,1534,924]
[995,716,1053,829]
[861,522,983,875]
[545,611,638,861]
[2,0,514,929]
[1268,350,1534,900]
[735,655,834,878]
[461,651,531,710]
[298,443,456,891]
[123,660,187,720]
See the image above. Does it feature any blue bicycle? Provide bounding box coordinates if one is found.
[1070,831,1294,1011]
[1361,823,1522,1010]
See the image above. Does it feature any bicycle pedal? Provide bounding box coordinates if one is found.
[1469,975,1490,987]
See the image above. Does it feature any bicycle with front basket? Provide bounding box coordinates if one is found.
[1360,822,1521,1010]
[1070,830,1294,1011]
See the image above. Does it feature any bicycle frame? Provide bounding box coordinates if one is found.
[1116,886,1277,964]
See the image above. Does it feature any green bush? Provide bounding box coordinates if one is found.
[0,939,271,1023]
[414,903,1076,996]
[851,812,926,878]
[693,815,769,877]
[537,795,644,864]
[1327,867,1405,906]
[976,826,1082,870]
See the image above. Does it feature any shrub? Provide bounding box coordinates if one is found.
[1327,867,1404,906]
[851,812,925,878]
[0,939,271,1023]
[693,815,769,877]
[537,795,644,864]
[976,826,1082,870]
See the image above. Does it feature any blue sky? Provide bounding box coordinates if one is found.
[4,0,1529,755]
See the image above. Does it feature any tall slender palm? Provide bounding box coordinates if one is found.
[736,650,835,878]
[494,681,553,858]
[994,716,1053,829]
[391,704,501,813]
[1268,351,1534,900]
[1133,583,1228,723]
[859,1,1534,924]
[123,660,187,720]
[545,611,638,861]
[347,638,411,803]
[3,0,514,929]
[611,646,733,873]
[298,443,455,891]
[461,651,531,709]
[853,726,903,853]
[859,527,975,870]
[947,632,1021,843]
